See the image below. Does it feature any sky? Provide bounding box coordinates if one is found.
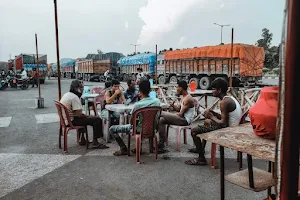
[0,0,285,63]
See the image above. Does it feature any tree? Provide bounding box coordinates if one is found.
[256,28,273,50]
[256,28,279,69]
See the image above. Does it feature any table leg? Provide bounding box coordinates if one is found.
[267,161,272,196]
[204,95,208,108]
[120,112,125,125]
[106,110,111,142]
[220,146,225,200]
[85,98,89,115]
[247,154,255,189]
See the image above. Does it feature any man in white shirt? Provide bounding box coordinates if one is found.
[60,80,109,149]
[136,68,146,84]
[104,69,109,81]
[20,68,27,79]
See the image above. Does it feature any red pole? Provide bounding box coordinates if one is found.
[35,33,41,98]
[280,0,300,199]
[54,0,62,100]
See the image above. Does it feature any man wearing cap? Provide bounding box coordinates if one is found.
[60,80,109,149]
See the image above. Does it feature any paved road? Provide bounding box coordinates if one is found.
[0,79,271,200]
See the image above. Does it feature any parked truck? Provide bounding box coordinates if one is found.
[76,59,111,81]
[119,53,158,81]
[60,58,76,78]
[119,44,264,89]
[14,54,47,84]
[162,44,264,89]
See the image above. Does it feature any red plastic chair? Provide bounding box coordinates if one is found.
[128,106,162,164]
[54,100,89,152]
[165,98,200,151]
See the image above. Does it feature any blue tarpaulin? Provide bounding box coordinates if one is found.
[119,53,156,73]
[60,58,75,68]
[24,64,47,70]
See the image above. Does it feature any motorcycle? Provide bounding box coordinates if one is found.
[7,75,29,90]
[0,78,8,90]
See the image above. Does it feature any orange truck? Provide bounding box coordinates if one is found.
[76,59,111,81]
[160,44,264,89]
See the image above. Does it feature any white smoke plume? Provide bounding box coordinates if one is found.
[137,0,200,45]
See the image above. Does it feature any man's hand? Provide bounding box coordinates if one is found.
[115,89,122,95]
[177,113,183,118]
[203,110,213,119]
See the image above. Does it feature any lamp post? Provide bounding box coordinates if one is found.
[130,44,140,55]
[54,0,62,100]
[213,23,230,44]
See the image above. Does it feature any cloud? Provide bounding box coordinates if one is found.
[178,36,187,46]
[137,0,201,46]
[220,2,225,8]
[124,20,129,30]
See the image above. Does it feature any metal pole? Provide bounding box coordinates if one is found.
[135,45,137,55]
[54,0,62,100]
[280,0,300,199]
[221,26,223,44]
[229,28,234,88]
[35,33,41,98]
[155,44,158,85]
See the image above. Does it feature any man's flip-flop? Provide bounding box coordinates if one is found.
[113,150,128,156]
[188,148,198,153]
[91,143,109,149]
[184,158,207,166]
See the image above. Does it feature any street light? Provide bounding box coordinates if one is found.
[213,23,230,44]
[130,44,141,55]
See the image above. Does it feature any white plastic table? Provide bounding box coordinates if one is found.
[81,93,99,115]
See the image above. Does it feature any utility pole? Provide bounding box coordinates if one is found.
[54,0,62,100]
[213,23,230,44]
[130,44,140,55]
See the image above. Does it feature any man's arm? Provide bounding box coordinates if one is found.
[105,91,119,104]
[209,99,229,126]
[120,90,126,103]
[177,97,193,117]
[72,97,86,117]
[171,102,181,112]
[210,110,221,119]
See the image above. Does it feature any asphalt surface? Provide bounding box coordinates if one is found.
[0,78,273,200]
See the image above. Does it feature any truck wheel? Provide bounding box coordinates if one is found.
[158,75,165,84]
[199,76,212,90]
[169,76,177,84]
[189,78,199,88]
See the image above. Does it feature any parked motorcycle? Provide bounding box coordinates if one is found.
[0,78,8,90]
[7,75,29,90]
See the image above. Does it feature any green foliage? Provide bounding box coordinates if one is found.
[272,68,280,76]
[256,28,279,69]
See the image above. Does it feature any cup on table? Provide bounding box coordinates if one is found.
[149,79,153,87]
[149,91,157,98]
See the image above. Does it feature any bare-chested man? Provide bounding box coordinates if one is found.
[185,78,242,166]
[158,80,195,153]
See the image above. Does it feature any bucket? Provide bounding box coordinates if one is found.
[149,79,154,87]
[189,81,197,92]
[149,91,157,98]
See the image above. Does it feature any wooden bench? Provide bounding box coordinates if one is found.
[198,123,276,200]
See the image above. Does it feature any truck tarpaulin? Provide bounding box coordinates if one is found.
[119,53,156,73]
[164,44,264,77]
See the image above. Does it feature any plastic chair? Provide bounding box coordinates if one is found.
[54,100,89,152]
[165,98,200,152]
[128,106,162,164]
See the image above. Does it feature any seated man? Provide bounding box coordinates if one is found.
[124,79,139,104]
[185,78,242,166]
[60,80,109,149]
[109,80,160,156]
[158,81,195,153]
[100,79,125,122]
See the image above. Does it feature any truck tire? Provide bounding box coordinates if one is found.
[189,78,199,88]
[169,76,177,84]
[199,76,212,90]
[158,75,165,84]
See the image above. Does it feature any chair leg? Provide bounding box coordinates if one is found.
[149,137,154,153]
[59,125,62,149]
[85,126,89,149]
[136,135,141,164]
[183,129,187,144]
[176,128,180,152]
[127,134,131,156]
[210,143,217,169]
[166,125,169,146]
[64,128,68,153]
[154,135,158,161]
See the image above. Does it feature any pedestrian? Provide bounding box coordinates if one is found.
[32,68,38,88]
